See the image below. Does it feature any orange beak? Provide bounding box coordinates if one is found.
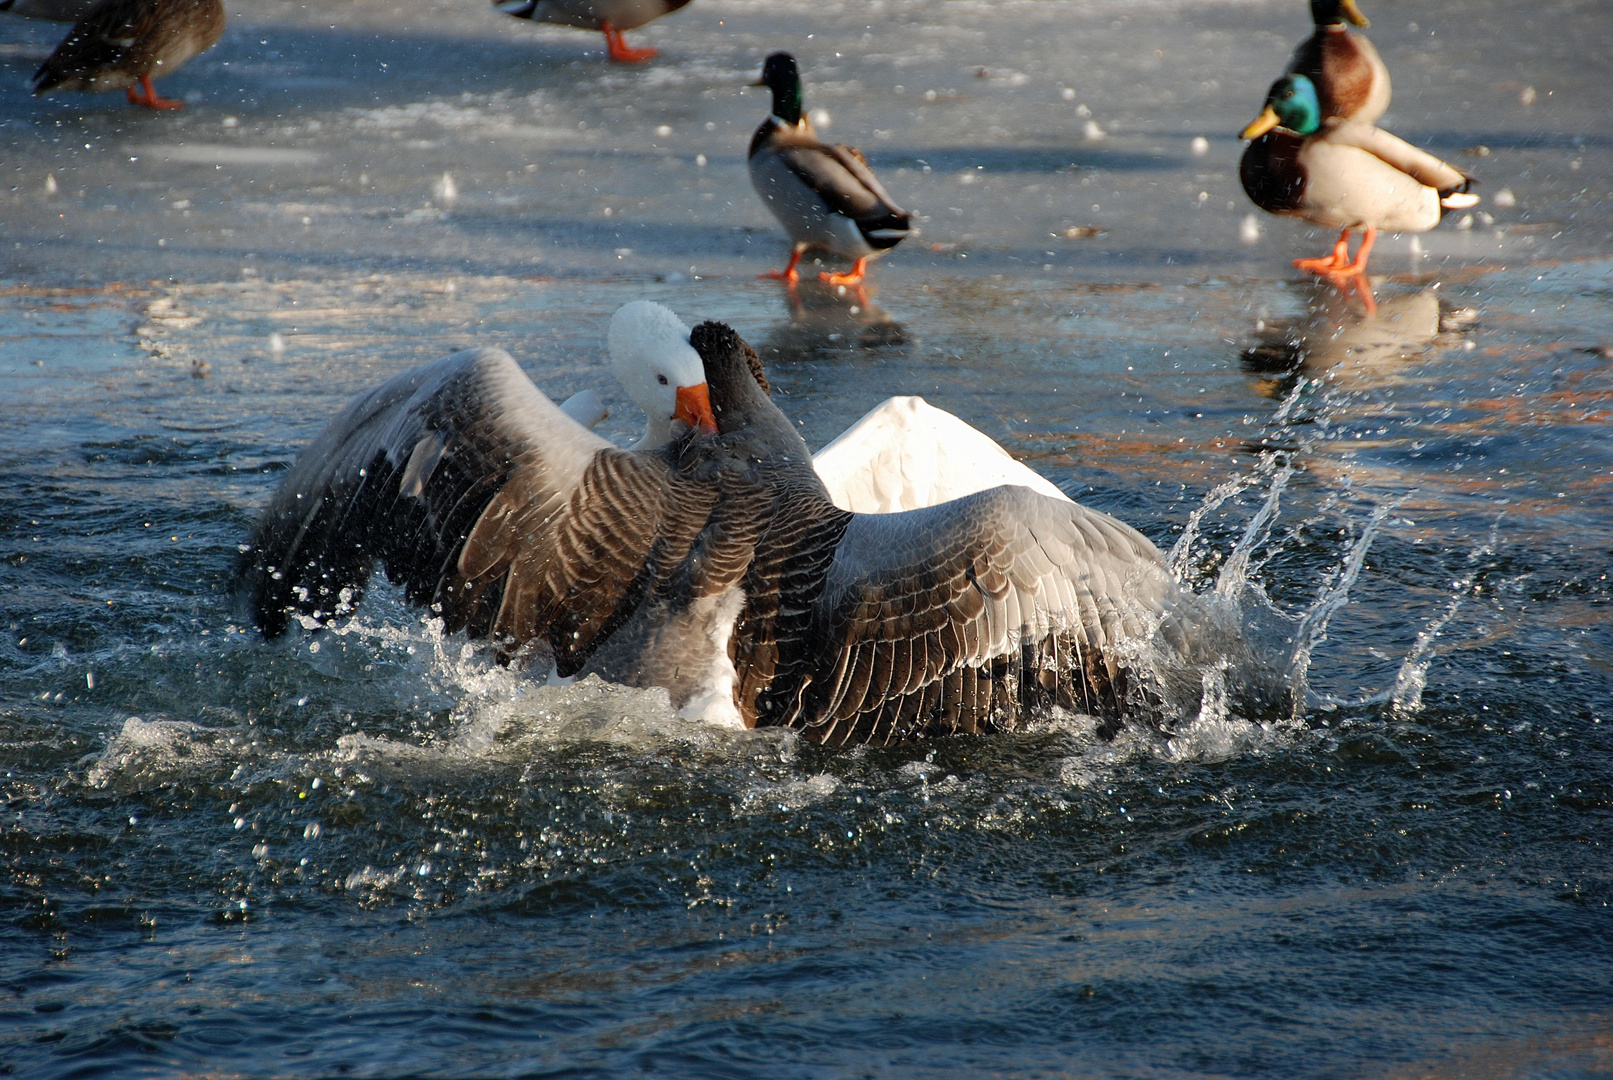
[673,382,718,434]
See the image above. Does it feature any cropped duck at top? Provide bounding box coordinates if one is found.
[30,0,224,109]
[1286,0,1390,124]
[494,0,693,63]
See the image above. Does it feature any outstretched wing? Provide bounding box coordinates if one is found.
[812,396,1071,513]
[240,347,703,673]
[759,486,1185,745]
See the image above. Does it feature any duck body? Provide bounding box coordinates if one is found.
[1286,0,1389,123]
[749,53,911,286]
[1240,120,1459,235]
[32,0,224,108]
[242,323,1189,745]
[496,0,687,32]
[494,0,690,61]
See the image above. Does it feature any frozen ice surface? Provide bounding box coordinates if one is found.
[0,0,1604,287]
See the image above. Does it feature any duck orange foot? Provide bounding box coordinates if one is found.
[602,22,658,63]
[126,75,183,110]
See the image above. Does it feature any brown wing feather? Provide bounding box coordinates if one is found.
[752,486,1183,745]
[32,0,223,92]
[240,347,684,673]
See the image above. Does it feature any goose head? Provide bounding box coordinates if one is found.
[608,300,718,449]
[1241,74,1322,140]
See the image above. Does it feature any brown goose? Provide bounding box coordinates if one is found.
[242,323,1190,745]
[1286,0,1390,124]
[31,0,224,110]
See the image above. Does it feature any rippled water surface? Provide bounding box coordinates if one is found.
[3,0,1611,1076]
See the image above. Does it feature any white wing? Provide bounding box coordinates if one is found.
[813,396,1070,513]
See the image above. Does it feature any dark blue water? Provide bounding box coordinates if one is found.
[4,0,1612,1075]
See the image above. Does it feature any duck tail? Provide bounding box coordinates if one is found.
[1439,177,1480,215]
[858,209,912,251]
[494,0,540,18]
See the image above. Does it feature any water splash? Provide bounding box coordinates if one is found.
[1282,500,1397,720]
[1388,519,1503,716]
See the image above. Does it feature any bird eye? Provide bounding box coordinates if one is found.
[657,374,669,385]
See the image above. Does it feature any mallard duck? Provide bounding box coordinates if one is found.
[1240,74,1478,309]
[1287,0,1389,123]
[748,52,911,287]
[494,0,691,63]
[0,0,97,23]
[31,0,224,110]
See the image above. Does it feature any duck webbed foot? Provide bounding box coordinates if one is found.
[818,256,870,287]
[760,247,805,284]
[126,75,183,110]
[602,22,657,63]
[1292,227,1354,275]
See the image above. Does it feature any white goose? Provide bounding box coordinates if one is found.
[242,318,1190,745]
[577,302,1069,514]
[559,300,716,447]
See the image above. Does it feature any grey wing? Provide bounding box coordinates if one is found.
[1329,121,1471,192]
[773,143,908,224]
[240,347,681,672]
[782,486,1185,745]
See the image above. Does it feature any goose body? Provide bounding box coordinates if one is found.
[242,324,1188,745]
[31,0,224,109]
[495,0,691,62]
[1241,74,1476,310]
[1286,0,1390,124]
[749,53,911,287]
[0,0,97,23]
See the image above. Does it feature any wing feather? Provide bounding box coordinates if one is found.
[1325,120,1471,192]
[770,142,910,231]
[240,347,685,673]
[752,485,1185,741]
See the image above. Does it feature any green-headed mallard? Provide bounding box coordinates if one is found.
[31,0,224,109]
[1287,0,1389,124]
[1240,74,1478,309]
[748,52,911,287]
[494,0,691,63]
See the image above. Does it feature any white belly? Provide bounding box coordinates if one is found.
[1297,142,1441,233]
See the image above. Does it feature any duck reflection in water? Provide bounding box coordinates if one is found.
[1241,286,1477,400]
[754,277,910,365]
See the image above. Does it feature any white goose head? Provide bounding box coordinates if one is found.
[608,300,717,449]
